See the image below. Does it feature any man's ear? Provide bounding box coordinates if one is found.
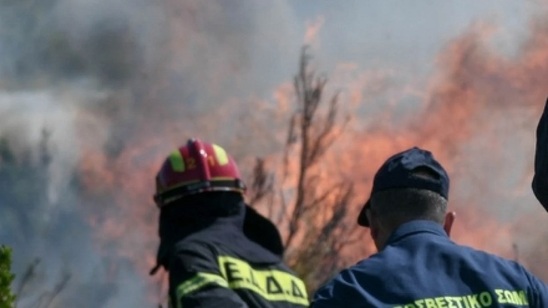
[366,208,383,251]
[443,211,456,237]
[366,209,377,235]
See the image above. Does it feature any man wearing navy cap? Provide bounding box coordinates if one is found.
[312,147,548,307]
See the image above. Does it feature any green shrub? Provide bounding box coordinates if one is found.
[0,246,15,308]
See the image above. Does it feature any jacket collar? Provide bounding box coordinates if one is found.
[385,220,448,246]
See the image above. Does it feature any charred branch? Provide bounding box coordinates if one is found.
[285,47,350,249]
[248,158,274,206]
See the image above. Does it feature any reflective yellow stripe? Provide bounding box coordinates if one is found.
[212,144,229,165]
[218,256,309,306]
[169,150,185,172]
[176,272,229,308]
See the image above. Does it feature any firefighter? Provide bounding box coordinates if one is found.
[532,97,548,212]
[312,147,548,307]
[150,138,308,308]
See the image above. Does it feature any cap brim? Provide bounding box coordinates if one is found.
[357,200,371,227]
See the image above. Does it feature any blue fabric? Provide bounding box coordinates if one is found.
[312,221,548,307]
[371,148,449,199]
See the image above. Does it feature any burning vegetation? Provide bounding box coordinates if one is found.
[0,1,547,307]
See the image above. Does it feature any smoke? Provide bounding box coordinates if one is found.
[1,1,547,307]
[0,0,302,306]
[335,14,548,275]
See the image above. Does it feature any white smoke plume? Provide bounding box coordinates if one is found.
[1,1,547,307]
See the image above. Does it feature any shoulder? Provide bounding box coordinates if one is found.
[453,243,523,269]
[169,237,220,273]
[447,242,547,287]
[313,261,390,308]
[167,238,224,294]
[312,260,377,302]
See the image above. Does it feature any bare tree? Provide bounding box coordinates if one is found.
[283,47,345,249]
[38,272,70,308]
[15,259,71,308]
[247,158,274,208]
[15,259,40,305]
[249,47,362,292]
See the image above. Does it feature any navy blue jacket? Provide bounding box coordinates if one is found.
[312,221,548,307]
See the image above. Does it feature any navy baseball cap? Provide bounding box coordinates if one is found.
[357,147,450,227]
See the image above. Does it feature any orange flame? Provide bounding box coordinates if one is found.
[73,12,548,304]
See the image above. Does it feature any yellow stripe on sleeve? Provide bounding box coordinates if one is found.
[176,272,229,308]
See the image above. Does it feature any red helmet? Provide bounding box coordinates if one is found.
[154,138,246,207]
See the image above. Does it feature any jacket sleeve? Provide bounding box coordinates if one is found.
[310,270,361,308]
[168,244,248,308]
[532,97,548,212]
[525,270,548,307]
[310,285,344,308]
